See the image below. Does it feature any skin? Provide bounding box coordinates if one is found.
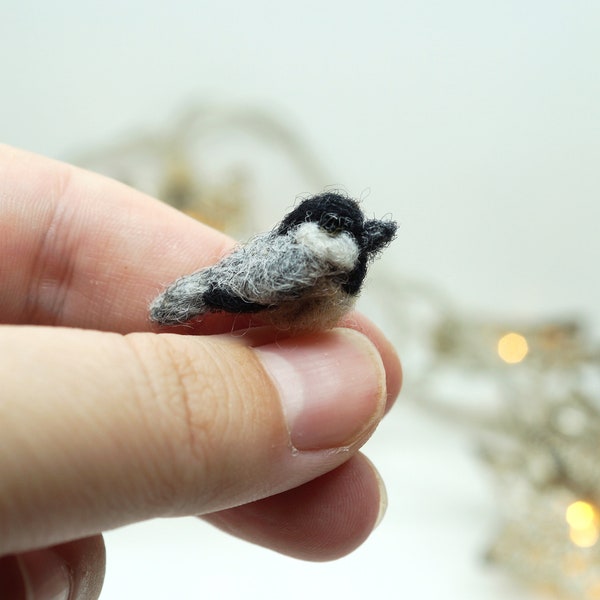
[0,145,402,599]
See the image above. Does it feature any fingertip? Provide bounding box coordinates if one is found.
[255,328,386,451]
[340,312,402,414]
[52,536,106,600]
[0,536,105,600]
[361,454,388,529]
[203,453,384,561]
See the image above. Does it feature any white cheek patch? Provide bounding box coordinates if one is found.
[293,222,359,270]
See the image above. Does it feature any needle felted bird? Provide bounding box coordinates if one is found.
[149,192,397,332]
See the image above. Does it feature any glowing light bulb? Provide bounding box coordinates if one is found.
[570,526,599,548]
[497,332,529,363]
[567,501,596,529]
[566,501,599,548]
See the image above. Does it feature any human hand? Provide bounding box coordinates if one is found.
[0,145,402,599]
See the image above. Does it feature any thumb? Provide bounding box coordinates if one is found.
[0,325,386,555]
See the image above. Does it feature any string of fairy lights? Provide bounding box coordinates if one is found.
[495,328,599,554]
[369,273,600,599]
[494,330,600,552]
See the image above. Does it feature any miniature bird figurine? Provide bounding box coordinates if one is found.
[149,192,397,331]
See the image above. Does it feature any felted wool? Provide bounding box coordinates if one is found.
[150,192,397,332]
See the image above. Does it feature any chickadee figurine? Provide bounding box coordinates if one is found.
[150,192,397,331]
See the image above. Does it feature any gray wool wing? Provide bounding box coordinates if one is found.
[207,231,344,305]
[148,230,347,325]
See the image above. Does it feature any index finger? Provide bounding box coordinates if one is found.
[0,145,401,407]
[0,144,235,332]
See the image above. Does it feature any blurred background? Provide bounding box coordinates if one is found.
[2,1,600,598]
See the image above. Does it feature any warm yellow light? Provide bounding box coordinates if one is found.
[567,501,596,529]
[585,582,600,600]
[566,501,599,548]
[570,525,599,548]
[497,332,529,363]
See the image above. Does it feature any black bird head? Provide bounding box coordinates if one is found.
[277,193,397,296]
[277,192,396,254]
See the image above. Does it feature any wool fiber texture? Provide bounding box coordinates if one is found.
[150,193,397,332]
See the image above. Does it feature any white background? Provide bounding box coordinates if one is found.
[2,1,599,598]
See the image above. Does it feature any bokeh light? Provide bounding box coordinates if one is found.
[497,332,529,363]
[566,501,599,548]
